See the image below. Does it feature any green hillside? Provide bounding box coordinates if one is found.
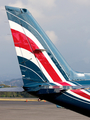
[0,84,35,98]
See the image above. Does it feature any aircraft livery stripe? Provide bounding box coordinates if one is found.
[71,90,90,100]
[9,20,67,82]
[11,28,63,83]
[15,47,57,84]
[67,90,90,102]
[15,48,71,86]
[64,91,90,103]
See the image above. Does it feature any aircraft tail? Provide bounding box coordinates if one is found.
[5,6,72,87]
[5,6,90,117]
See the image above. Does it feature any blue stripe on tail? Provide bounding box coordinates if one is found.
[18,56,48,85]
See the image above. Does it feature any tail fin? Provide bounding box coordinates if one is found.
[5,6,71,86]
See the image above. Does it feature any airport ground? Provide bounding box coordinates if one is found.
[0,98,89,120]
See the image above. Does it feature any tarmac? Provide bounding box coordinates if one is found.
[0,99,89,120]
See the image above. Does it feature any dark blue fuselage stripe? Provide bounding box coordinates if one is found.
[64,91,90,104]
[18,56,48,84]
[56,92,90,110]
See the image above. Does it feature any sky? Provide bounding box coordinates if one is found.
[0,0,90,81]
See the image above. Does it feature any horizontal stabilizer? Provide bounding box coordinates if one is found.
[51,85,90,91]
[37,85,90,94]
[24,83,90,94]
[0,87,24,92]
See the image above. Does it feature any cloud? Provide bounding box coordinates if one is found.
[9,1,25,8]
[27,0,56,8]
[4,35,12,41]
[0,6,7,23]
[69,0,90,6]
[27,0,56,18]
[8,0,56,17]
[46,30,58,44]
[83,57,90,64]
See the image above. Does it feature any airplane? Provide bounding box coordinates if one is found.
[2,6,90,117]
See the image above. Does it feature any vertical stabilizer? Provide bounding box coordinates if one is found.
[5,6,72,86]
